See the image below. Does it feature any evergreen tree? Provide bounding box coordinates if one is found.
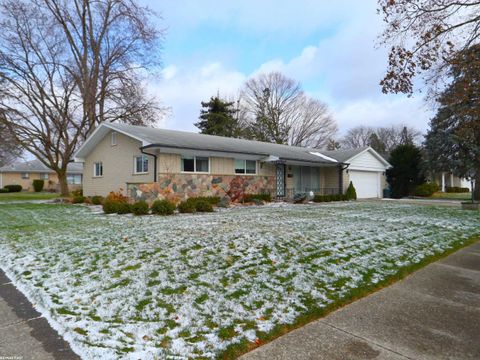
[424,44,480,200]
[386,144,425,198]
[195,96,239,137]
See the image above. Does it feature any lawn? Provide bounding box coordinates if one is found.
[0,191,61,202]
[0,202,478,359]
[430,192,472,201]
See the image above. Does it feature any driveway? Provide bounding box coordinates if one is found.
[240,241,480,360]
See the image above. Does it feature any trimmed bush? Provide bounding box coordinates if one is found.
[414,182,439,197]
[32,179,44,192]
[102,200,120,214]
[131,201,149,215]
[151,199,176,215]
[4,185,22,192]
[71,189,83,197]
[117,202,132,214]
[0,188,9,193]
[243,193,272,202]
[72,195,86,204]
[195,199,214,212]
[446,186,470,193]
[178,200,196,213]
[91,196,104,205]
[345,181,357,200]
[194,196,221,205]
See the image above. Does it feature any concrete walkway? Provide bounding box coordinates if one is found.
[0,270,79,360]
[241,241,480,360]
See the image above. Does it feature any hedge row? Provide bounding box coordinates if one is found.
[446,186,470,193]
[243,193,272,203]
[414,182,440,197]
[313,194,349,202]
[1,185,22,193]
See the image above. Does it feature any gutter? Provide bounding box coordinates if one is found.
[140,146,158,182]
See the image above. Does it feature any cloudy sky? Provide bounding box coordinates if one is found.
[143,0,433,136]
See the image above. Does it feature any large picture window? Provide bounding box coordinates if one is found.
[134,155,149,174]
[181,155,209,173]
[234,159,256,174]
[67,174,82,185]
[93,162,103,177]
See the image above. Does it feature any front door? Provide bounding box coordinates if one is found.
[276,163,285,197]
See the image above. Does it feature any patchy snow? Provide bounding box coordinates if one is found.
[309,152,338,163]
[0,202,478,359]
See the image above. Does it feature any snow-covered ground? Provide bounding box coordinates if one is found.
[0,202,478,359]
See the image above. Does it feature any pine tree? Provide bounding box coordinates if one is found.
[194,96,240,137]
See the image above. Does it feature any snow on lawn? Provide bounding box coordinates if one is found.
[0,202,478,359]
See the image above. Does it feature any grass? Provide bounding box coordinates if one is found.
[430,192,472,200]
[0,191,61,202]
[0,202,478,359]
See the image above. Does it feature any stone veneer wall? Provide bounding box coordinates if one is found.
[127,174,276,203]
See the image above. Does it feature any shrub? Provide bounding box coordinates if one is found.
[131,200,149,215]
[345,181,357,200]
[194,196,221,205]
[32,179,44,192]
[105,190,128,202]
[0,188,9,193]
[446,186,469,193]
[243,193,272,202]
[195,199,214,212]
[178,200,196,213]
[117,202,132,214]
[91,196,104,205]
[414,182,439,197]
[151,199,176,215]
[71,189,83,197]
[72,195,86,204]
[4,185,22,192]
[102,200,120,214]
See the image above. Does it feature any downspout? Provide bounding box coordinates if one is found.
[140,147,158,183]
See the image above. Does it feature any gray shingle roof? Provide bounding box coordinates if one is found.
[0,159,83,173]
[321,147,370,163]
[107,123,341,165]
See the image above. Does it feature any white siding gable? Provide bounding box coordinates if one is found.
[348,150,388,172]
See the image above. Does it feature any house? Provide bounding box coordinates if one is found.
[0,160,83,192]
[430,172,472,192]
[74,123,391,201]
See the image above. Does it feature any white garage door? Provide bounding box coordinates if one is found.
[349,170,380,198]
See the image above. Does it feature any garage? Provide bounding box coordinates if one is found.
[348,170,380,198]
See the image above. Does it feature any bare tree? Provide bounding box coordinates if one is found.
[0,0,164,195]
[0,123,23,166]
[240,72,337,148]
[378,0,480,95]
[341,125,422,154]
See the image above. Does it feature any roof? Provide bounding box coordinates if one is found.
[75,123,342,166]
[324,146,391,168]
[0,159,83,174]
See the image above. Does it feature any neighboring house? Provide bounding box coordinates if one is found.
[430,172,472,192]
[0,160,83,192]
[74,123,391,201]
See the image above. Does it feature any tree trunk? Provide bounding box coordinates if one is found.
[57,170,69,197]
[474,172,480,202]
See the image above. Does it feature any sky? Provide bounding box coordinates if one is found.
[142,0,434,137]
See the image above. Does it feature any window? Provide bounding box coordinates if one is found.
[134,155,148,174]
[67,174,82,185]
[111,132,117,146]
[181,155,209,173]
[42,173,49,180]
[234,159,256,174]
[93,162,103,177]
[21,172,29,179]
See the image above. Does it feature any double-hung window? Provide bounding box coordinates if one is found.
[21,172,29,179]
[42,173,49,180]
[111,132,117,146]
[181,155,209,173]
[134,155,149,174]
[93,162,103,177]
[234,159,256,174]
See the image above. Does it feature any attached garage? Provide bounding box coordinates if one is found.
[348,170,381,198]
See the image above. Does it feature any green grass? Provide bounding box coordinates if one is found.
[430,192,472,200]
[0,192,61,202]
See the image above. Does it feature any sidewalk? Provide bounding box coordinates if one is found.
[241,241,480,360]
[0,270,79,360]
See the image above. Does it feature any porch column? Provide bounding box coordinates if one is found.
[450,173,454,188]
[441,172,446,192]
[338,165,343,194]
